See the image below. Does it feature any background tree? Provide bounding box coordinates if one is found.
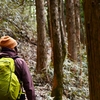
[80,0,86,46]
[83,0,100,99]
[66,0,77,62]
[50,0,64,99]
[58,0,66,62]
[74,0,80,50]
[74,0,82,83]
[35,0,47,73]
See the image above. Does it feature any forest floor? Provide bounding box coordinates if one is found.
[19,39,89,100]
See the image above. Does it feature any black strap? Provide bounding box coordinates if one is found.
[11,55,20,60]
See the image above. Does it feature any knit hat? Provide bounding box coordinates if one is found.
[0,36,17,49]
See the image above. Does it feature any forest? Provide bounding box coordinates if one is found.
[0,0,100,100]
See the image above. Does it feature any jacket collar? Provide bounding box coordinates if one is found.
[0,47,17,58]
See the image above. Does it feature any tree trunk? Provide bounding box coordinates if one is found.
[36,0,47,73]
[47,0,52,39]
[83,0,100,99]
[66,0,77,62]
[58,0,66,62]
[50,0,63,100]
[74,0,80,48]
[74,0,82,84]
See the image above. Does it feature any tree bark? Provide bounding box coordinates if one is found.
[36,0,47,73]
[58,0,66,62]
[66,0,77,62]
[83,0,100,99]
[50,0,63,100]
[74,0,80,47]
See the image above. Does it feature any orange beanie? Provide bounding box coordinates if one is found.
[0,36,17,49]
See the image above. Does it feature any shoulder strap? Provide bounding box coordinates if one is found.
[12,56,20,60]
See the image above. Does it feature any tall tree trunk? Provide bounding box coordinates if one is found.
[50,0,63,100]
[66,0,77,62]
[83,0,100,100]
[74,0,80,48]
[74,0,82,84]
[47,0,54,63]
[58,0,66,62]
[36,0,47,73]
[47,0,52,39]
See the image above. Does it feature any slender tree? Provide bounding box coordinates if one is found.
[74,0,82,83]
[74,0,80,48]
[36,0,47,73]
[47,0,52,39]
[83,0,100,99]
[58,0,66,62]
[50,0,64,99]
[66,0,77,62]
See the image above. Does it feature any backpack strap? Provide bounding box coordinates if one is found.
[12,56,25,100]
[11,55,20,60]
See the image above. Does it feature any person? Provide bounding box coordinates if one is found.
[0,36,36,100]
